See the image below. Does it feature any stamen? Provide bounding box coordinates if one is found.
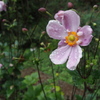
[65,32,79,46]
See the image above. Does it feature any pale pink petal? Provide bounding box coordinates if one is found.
[79,25,93,46]
[50,45,72,64]
[0,64,3,68]
[63,10,80,32]
[0,1,6,12]
[77,27,81,32]
[3,4,7,11]
[58,40,66,48]
[46,20,67,40]
[54,10,64,24]
[67,45,82,70]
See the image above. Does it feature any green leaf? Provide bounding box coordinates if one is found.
[23,72,38,85]
[6,87,14,98]
[75,95,82,100]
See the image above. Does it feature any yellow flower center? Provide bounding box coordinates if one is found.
[68,35,75,41]
[65,32,79,46]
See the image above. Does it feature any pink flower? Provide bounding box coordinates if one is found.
[0,1,7,12]
[0,64,3,68]
[46,10,93,70]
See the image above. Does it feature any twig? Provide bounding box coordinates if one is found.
[36,62,47,100]
[82,82,87,100]
[51,62,58,100]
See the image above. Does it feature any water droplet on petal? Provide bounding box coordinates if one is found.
[77,31,83,36]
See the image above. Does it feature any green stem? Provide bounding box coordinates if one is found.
[82,82,87,100]
[94,36,100,59]
[46,11,53,18]
[51,63,58,100]
[36,62,47,100]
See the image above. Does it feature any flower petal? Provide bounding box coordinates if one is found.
[79,25,93,46]
[46,20,67,40]
[50,45,72,64]
[67,45,82,70]
[63,10,80,32]
[58,39,66,48]
[54,10,64,24]
[0,1,6,11]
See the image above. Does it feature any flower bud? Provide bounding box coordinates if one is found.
[95,38,99,42]
[93,5,98,10]
[67,2,74,9]
[90,63,93,66]
[22,28,28,32]
[92,22,97,26]
[38,7,46,13]
[55,73,59,76]
[30,48,36,52]
[42,31,46,34]
[86,65,89,68]
[10,85,14,90]
[0,1,7,12]
[9,63,14,67]
[40,42,45,46]
[2,19,7,22]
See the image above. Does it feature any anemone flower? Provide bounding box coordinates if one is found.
[46,10,93,70]
[0,1,6,12]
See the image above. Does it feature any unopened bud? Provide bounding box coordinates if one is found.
[93,5,98,10]
[67,2,74,9]
[38,7,46,13]
[9,63,13,67]
[2,19,7,22]
[22,28,28,32]
[42,31,46,34]
[40,42,45,46]
[92,22,97,26]
[90,63,93,66]
[95,38,99,42]
[55,73,59,76]
[30,48,36,52]
[10,85,14,90]
[86,65,90,68]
